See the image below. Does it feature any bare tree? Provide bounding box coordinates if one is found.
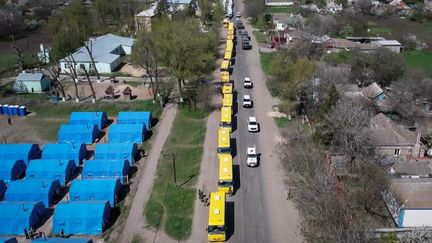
[10,35,25,72]
[63,55,80,102]
[46,61,66,101]
[81,65,97,103]
[83,40,101,83]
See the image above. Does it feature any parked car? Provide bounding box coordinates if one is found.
[243,77,252,88]
[246,146,258,167]
[247,116,259,132]
[242,94,252,108]
[236,11,241,18]
[242,40,251,50]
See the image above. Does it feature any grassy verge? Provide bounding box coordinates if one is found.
[266,6,298,14]
[323,51,354,65]
[144,109,207,240]
[253,30,268,43]
[403,50,432,78]
[0,54,39,76]
[274,117,290,128]
[367,21,391,36]
[260,52,276,75]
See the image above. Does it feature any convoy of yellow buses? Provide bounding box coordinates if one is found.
[207,17,236,242]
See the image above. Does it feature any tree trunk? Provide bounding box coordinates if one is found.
[83,42,101,82]
[82,66,97,103]
[148,74,157,101]
[178,78,183,93]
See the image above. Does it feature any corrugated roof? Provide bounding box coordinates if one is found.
[370,113,417,146]
[376,40,402,46]
[61,34,134,64]
[390,178,432,208]
[361,82,384,99]
[136,3,157,17]
[16,72,44,82]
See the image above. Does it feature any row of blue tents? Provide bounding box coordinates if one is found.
[58,111,152,144]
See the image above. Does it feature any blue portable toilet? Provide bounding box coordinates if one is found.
[53,201,111,235]
[0,201,48,235]
[26,159,76,184]
[12,106,18,116]
[0,237,18,243]
[8,105,14,116]
[18,106,26,116]
[4,179,63,207]
[95,143,138,165]
[3,105,9,115]
[32,238,92,243]
[42,143,87,166]
[0,180,6,200]
[70,179,121,207]
[82,159,130,184]
[0,159,27,182]
[0,144,40,164]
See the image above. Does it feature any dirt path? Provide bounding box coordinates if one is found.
[114,103,177,243]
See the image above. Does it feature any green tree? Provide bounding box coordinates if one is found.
[156,0,171,17]
[320,83,340,116]
[371,48,405,87]
[245,0,265,22]
[338,24,353,37]
[198,0,212,24]
[212,1,224,23]
[94,0,119,27]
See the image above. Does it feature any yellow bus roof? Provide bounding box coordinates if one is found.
[222,93,233,107]
[224,51,232,60]
[220,71,230,83]
[220,106,232,123]
[222,83,233,94]
[228,23,234,30]
[227,34,234,40]
[219,154,233,181]
[218,128,230,148]
[220,60,230,70]
[208,192,225,226]
[228,30,234,36]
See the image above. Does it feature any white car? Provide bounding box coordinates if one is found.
[246,146,258,167]
[244,77,252,88]
[247,116,259,132]
[242,95,252,108]
[236,11,241,18]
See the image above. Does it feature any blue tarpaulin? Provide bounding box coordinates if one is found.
[117,111,152,129]
[108,124,146,144]
[4,179,63,207]
[95,144,137,165]
[0,201,48,235]
[42,144,87,166]
[58,124,99,145]
[26,159,76,184]
[69,112,108,129]
[0,237,17,243]
[0,180,6,200]
[32,238,92,243]
[0,160,26,182]
[70,179,120,207]
[0,144,40,164]
[53,201,111,235]
[82,159,130,184]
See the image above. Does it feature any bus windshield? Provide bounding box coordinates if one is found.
[208,225,225,233]
[218,180,233,186]
[218,147,231,153]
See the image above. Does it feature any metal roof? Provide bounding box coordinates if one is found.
[16,72,44,82]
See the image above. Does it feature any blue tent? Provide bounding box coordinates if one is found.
[0,201,48,235]
[0,237,17,243]
[0,144,40,164]
[0,160,26,182]
[95,144,137,165]
[108,124,146,144]
[53,201,111,235]
[70,179,120,207]
[58,124,99,145]
[42,144,87,166]
[82,159,130,184]
[32,238,92,243]
[117,111,152,130]
[69,112,108,130]
[0,180,6,200]
[4,179,63,207]
[26,159,76,184]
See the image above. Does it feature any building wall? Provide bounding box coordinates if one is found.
[377,145,424,158]
[265,1,294,6]
[14,81,44,93]
[60,61,115,74]
[382,45,402,54]
[135,16,152,32]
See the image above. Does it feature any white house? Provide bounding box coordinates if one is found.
[60,34,134,74]
[135,3,158,32]
[13,72,51,93]
[375,40,403,53]
[326,2,343,13]
[265,0,294,6]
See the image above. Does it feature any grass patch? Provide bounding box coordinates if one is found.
[323,51,354,64]
[260,52,276,75]
[403,50,432,77]
[0,54,39,75]
[266,6,298,14]
[253,30,268,43]
[274,117,290,128]
[369,25,391,36]
[144,108,207,240]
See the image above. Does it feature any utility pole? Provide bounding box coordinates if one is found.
[172,153,177,186]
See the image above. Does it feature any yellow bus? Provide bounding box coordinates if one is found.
[223,51,232,61]
[220,71,230,83]
[218,154,234,194]
[223,18,229,28]
[226,45,233,54]
[228,29,235,36]
[228,22,234,31]
[222,82,233,94]
[220,60,230,72]
[222,93,233,107]
[219,106,232,131]
[217,127,231,156]
[227,34,234,41]
[207,192,226,242]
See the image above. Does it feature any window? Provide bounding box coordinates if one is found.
[394,149,401,156]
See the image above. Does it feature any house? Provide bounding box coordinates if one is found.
[370,113,425,158]
[265,0,294,6]
[60,34,134,74]
[272,13,290,31]
[361,82,385,101]
[326,2,343,13]
[375,40,403,54]
[389,0,411,10]
[325,37,403,53]
[390,160,432,178]
[383,178,432,227]
[135,3,158,32]
[13,72,51,93]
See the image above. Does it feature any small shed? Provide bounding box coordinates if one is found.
[117,111,152,130]
[42,143,87,166]
[70,179,121,207]
[32,238,92,243]
[0,201,48,235]
[108,124,146,144]
[58,124,100,145]
[13,72,51,93]
[95,143,138,165]
[26,159,76,184]
[105,86,115,99]
[53,201,111,235]
[4,179,63,207]
[0,180,6,200]
[0,160,26,182]
[82,159,130,184]
[123,86,132,100]
[0,144,40,164]
[69,112,108,129]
